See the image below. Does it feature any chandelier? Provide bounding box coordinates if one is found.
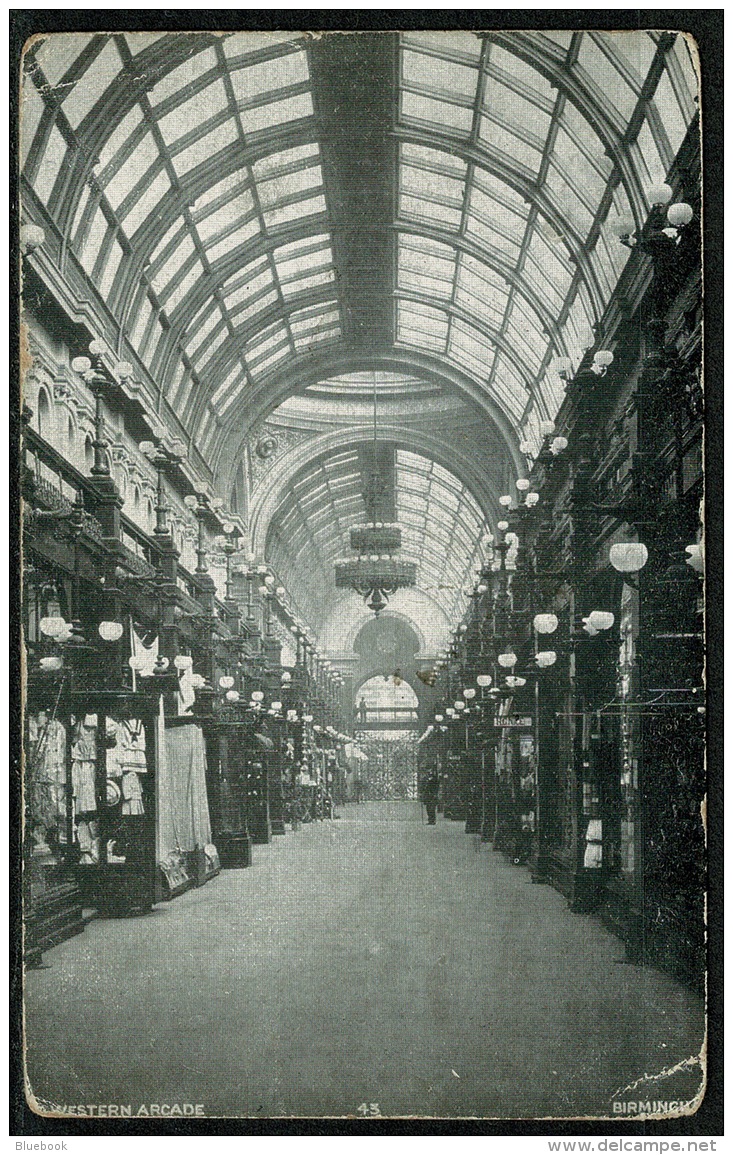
[334,378,416,615]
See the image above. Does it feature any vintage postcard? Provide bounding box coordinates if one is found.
[17,19,712,1125]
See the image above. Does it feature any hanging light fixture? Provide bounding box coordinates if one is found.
[609,543,649,573]
[533,613,559,634]
[335,373,416,614]
[536,651,557,668]
[40,655,63,672]
[587,611,615,631]
[98,621,124,642]
[39,616,69,639]
[685,543,704,573]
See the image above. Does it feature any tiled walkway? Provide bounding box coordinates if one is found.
[25,803,705,1119]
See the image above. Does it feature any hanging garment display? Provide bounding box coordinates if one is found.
[105,718,124,779]
[583,818,603,868]
[121,771,145,816]
[156,716,213,863]
[71,715,97,814]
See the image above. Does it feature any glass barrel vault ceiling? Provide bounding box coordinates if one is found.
[265,448,487,633]
[21,30,698,462]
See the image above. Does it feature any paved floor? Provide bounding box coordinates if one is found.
[25,803,705,1120]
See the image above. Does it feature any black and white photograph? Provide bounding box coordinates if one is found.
[15,14,717,1127]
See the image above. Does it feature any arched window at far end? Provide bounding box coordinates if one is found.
[36,388,51,440]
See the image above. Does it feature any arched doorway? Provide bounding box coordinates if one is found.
[352,675,419,800]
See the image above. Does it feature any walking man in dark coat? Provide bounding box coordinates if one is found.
[421,769,440,825]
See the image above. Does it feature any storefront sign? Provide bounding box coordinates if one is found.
[494,716,533,729]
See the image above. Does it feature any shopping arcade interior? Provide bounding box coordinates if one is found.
[19,29,709,1104]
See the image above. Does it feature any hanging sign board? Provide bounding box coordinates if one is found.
[494,716,533,729]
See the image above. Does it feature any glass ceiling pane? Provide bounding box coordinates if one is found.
[231,288,278,326]
[552,124,608,211]
[398,235,456,297]
[561,95,610,163]
[31,33,95,87]
[400,194,462,230]
[402,48,479,103]
[634,119,668,190]
[196,188,256,242]
[396,301,449,353]
[242,92,314,135]
[448,317,495,382]
[263,193,327,230]
[536,31,573,51]
[62,38,122,129]
[172,118,239,177]
[223,257,272,299]
[123,169,171,236]
[166,260,204,315]
[157,79,229,146]
[79,206,109,276]
[206,219,261,265]
[32,122,68,204]
[97,237,123,299]
[272,234,331,271]
[490,354,529,418]
[653,68,692,156]
[401,90,474,136]
[466,181,527,241]
[20,79,46,168]
[483,73,552,138]
[401,162,464,205]
[150,233,195,296]
[545,166,595,235]
[222,32,304,59]
[403,31,482,62]
[454,255,509,327]
[96,104,144,173]
[487,45,549,104]
[229,51,309,104]
[575,33,638,124]
[290,304,340,334]
[479,117,543,173]
[210,364,245,408]
[257,163,322,208]
[150,48,218,106]
[596,31,657,89]
[401,142,467,177]
[123,33,166,56]
[103,137,162,212]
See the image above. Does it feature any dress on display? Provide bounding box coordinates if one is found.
[71,714,97,815]
[109,719,147,816]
